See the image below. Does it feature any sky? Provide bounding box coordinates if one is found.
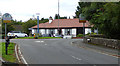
[0,0,79,22]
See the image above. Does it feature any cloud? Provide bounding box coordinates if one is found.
[0,0,79,21]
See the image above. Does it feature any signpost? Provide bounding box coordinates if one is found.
[79,14,86,38]
[2,13,12,55]
[36,13,40,38]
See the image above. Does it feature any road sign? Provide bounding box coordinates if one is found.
[79,14,86,23]
[2,13,12,55]
[2,13,12,23]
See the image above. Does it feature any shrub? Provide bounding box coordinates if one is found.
[77,34,84,37]
[86,33,90,35]
[91,32,97,35]
[86,32,97,36]
[34,33,42,37]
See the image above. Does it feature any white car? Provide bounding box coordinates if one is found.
[7,31,28,38]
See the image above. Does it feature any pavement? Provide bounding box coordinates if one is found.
[0,57,5,66]
[72,40,119,58]
[0,60,1,66]
[10,39,118,64]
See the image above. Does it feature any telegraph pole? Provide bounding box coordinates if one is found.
[58,0,60,34]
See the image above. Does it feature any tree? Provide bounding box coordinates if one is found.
[40,18,49,23]
[54,14,60,19]
[75,2,91,18]
[75,2,120,39]
[54,14,67,19]
[22,18,49,35]
[2,22,15,34]
[2,19,24,34]
[22,19,37,34]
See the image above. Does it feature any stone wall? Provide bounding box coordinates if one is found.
[84,36,120,49]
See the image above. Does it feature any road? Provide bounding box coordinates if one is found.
[10,39,118,64]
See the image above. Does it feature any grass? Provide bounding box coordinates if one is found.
[14,37,62,39]
[0,42,17,63]
[0,43,2,57]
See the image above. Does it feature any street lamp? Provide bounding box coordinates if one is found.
[79,14,86,39]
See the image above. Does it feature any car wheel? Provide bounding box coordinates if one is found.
[15,35,18,38]
[25,35,27,37]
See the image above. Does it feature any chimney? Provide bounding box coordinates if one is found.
[49,16,53,24]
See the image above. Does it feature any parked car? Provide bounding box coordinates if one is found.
[55,34,63,38]
[7,31,28,38]
[42,34,50,37]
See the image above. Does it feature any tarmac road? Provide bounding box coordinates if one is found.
[11,39,118,64]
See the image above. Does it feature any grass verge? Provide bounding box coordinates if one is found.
[14,37,61,39]
[0,42,17,63]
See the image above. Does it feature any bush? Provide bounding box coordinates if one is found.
[86,33,90,35]
[77,34,84,37]
[86,32,97,36]
[89,34,106,38]
[34,33,42,37]
[91,32,97,35]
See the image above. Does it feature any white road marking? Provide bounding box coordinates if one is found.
[41,41,44,42]
[35,41,44,43]
[45,44,47,45]
[15,45,20,63]
[71,55,82,61]
[18,45,28,65]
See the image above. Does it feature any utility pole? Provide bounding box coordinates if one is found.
[58,0,60,34]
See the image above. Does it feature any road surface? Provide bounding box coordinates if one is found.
[10,39,118,64]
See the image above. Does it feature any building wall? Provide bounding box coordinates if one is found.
[72,28,77,37]
[46,29,48,34]
[32,28,91,37]
[32,29,37,34]
[55,29,58,34]
[62,29,65,35]
[94,29,98,34]
[85,28,91,34]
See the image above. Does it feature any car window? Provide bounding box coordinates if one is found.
[14,31,20,33]
[10,31,21,33]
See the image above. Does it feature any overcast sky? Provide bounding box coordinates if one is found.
[0,0,79,21]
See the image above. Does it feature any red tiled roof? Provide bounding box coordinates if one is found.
[32,18,92,28]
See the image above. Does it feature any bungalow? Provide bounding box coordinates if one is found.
[31,17,92,37]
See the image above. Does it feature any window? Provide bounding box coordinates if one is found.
[49,29,55,35]
[65,29,72,35]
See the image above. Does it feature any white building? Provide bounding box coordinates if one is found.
[31,18,92,37]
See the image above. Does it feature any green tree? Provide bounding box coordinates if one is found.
[40,18,49,23]
[2,19,24,34]
[2,22,15,34]
[22,19,37,34]
[54,14,67,19]
[75,2,120,39]
[54,14,60,19]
